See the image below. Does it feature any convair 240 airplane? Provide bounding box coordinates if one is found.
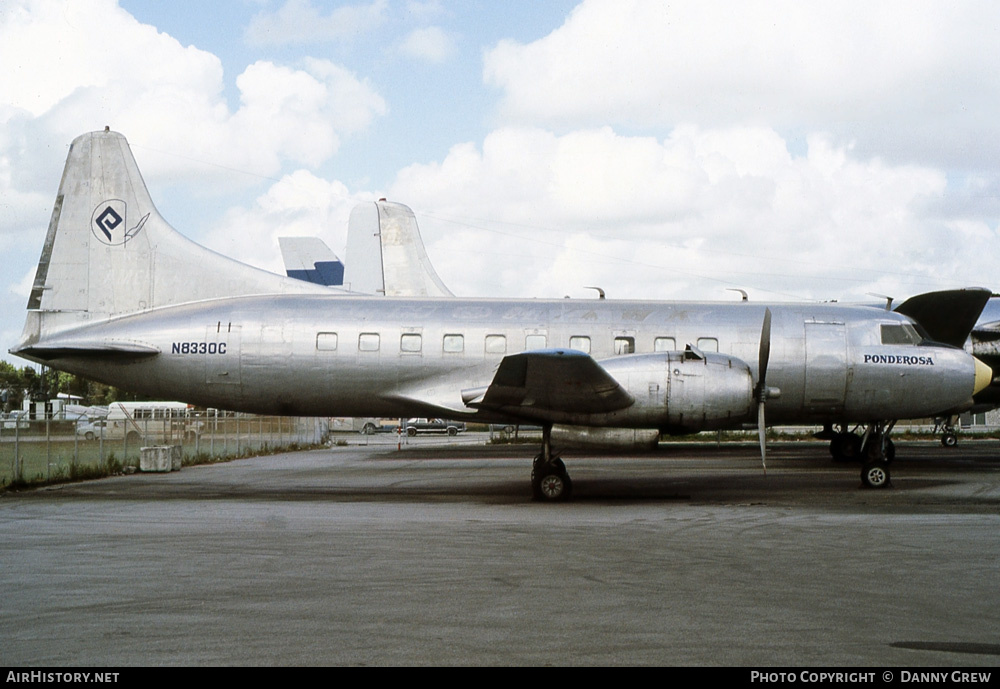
[11,130,993,500]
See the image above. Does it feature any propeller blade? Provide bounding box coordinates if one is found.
[758,401,767,476]
[757,307,772,395]
[756,308,772,476]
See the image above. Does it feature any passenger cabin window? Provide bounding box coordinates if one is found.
[569,336,591,353]
[443,334,464,353]
[881,324,921,345]
[359,333,380,352]
[525,334,547,350]
[697,337,719,352]
[316,332,338,351]
[614,336,635,355]
[485,334,506,354]
[653,337,676,352]
[400,333,422,353]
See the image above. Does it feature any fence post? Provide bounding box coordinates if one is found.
[46,410,51,482]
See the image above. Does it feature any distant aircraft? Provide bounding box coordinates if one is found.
[279,237,344,287]
[11,130,993,499]
[279,200,453,297]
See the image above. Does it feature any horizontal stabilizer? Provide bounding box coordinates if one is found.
[894,288,992,347]
[16,341,159,361]
[470,349,634,415]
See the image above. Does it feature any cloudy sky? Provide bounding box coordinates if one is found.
[3,0,1000,364]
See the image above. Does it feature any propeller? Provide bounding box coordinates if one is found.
[754,308,772,476]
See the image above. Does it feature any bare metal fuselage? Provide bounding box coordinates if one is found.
[20,293,978,432]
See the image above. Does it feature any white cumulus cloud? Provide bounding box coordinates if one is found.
[484,0,1000,168]
[0,0,386,221]
[400,26,455,63]
[388,125,983,303]
[245,0,389,46]
[202,170,374,276]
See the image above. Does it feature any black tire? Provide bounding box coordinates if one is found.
[942,433,958,448]
[861,460,891,489]
[84,431,95,441]
[532,469,572,502]
[407,427,417,437]
[831,432,862,462]
[361,423,377,435]
[447,426,458,436]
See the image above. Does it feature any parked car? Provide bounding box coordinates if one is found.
[401,418,466,437]
[76,419,108,440]
[1,411,29,430]
[357,418,400,435]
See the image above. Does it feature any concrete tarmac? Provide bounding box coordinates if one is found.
[1,436,999,666]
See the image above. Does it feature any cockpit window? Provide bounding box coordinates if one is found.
[881,323,922,345]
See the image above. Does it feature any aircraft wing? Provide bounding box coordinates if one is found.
[463,349,634,415]
[894,288,992,347]
[384,349,635,420]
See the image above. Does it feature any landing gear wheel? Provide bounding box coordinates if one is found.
[861,460,891,489]
[532,467,572,502]
[942,433,958,448]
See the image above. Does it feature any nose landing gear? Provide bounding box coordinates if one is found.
[860,421,895,489]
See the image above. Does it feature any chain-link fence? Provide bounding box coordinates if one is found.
[0,411,327,488]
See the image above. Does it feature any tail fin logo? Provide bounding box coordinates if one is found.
[92,200,128,245]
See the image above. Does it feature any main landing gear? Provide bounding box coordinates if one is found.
[531,425,572,502]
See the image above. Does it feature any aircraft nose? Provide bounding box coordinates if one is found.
[974,357,993,395]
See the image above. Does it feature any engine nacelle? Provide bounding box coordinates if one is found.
[663,349,756,433]
[600,348,756,433]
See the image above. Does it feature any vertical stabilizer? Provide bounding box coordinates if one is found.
[20,130,332,344]
[344,201,453,297]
